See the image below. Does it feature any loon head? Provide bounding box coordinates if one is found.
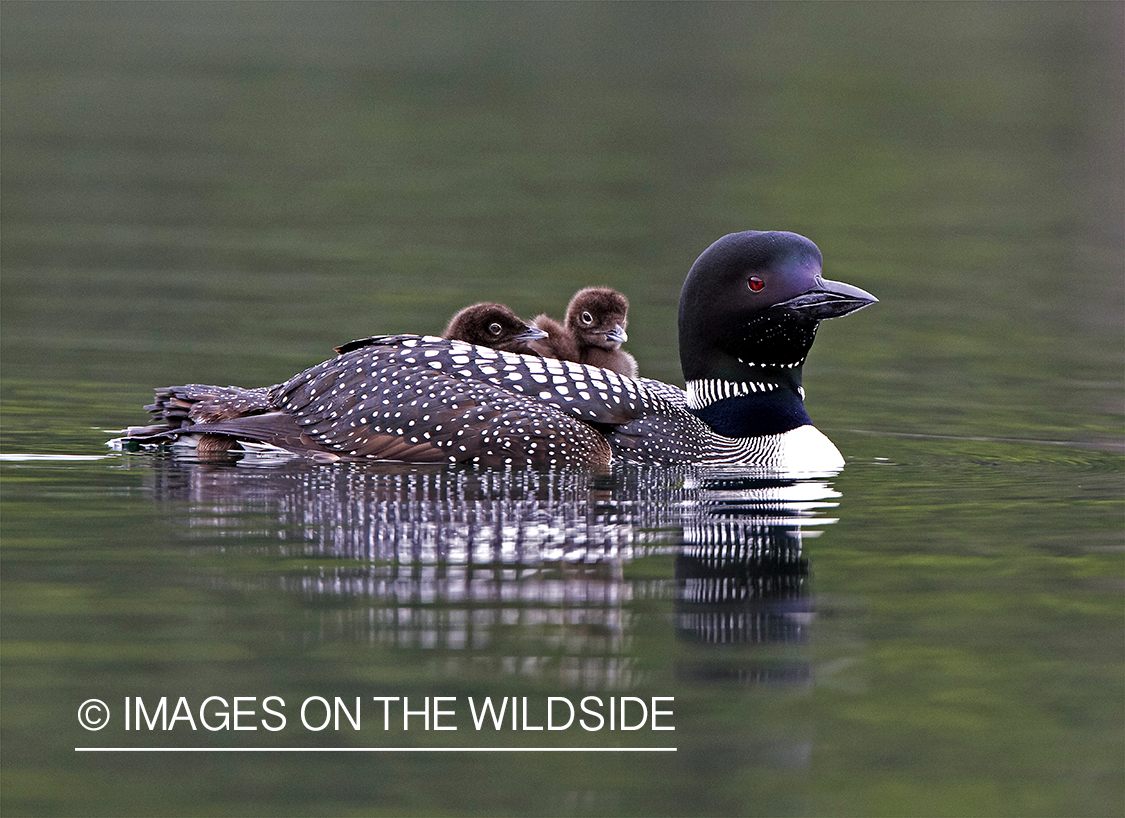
[678,230,877,385]
[565,286,630,351]
[442,302,548,353]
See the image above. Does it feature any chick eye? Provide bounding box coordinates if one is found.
[488,322,502,335]
[580,311,593,324]
[748,276,765,292]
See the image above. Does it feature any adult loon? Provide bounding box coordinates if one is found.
[529,287,638,378]
[119,230,876,471]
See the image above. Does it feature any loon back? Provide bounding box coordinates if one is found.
[120,230,876,471]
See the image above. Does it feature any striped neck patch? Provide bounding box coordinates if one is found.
[686,379,780,410]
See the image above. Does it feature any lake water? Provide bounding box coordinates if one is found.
[2,4,1122,817]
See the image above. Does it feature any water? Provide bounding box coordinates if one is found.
[2,4,1122,816]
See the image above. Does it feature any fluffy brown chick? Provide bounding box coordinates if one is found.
[529,287,638,377]
[441,302,547,352]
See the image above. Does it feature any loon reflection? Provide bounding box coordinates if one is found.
[138,458,839,686]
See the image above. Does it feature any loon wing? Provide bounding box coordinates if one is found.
[274,335,646,428]
[270,339,613,466]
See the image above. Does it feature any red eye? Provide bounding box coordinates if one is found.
[748,276,764,291]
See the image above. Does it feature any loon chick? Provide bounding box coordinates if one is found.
[120,230,876,471]
[529,287,638,378]
[334,303,547,356]
[442,303,549,352]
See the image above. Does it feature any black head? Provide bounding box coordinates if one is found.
[565,287,630,351]
[443,303,548,353]
[678,231,876,382]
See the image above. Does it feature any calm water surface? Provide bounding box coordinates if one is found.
[2,4,1122,817]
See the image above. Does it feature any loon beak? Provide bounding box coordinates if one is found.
[605,324,628,344]
[515,325,549,343]
[779,276,878,320]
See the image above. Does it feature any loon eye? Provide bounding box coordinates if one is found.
[748,276,765,292]
[488,322,502,335]
[580,311,594,324]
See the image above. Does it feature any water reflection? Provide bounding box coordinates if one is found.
[137,456,840,687]
[675,475,838,687]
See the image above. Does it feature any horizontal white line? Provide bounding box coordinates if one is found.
[77,746,676,753]
[0,454,110,462]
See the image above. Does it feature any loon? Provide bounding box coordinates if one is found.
[119,230,876,471]
[529,287,638,378]
[442,303,548,352]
